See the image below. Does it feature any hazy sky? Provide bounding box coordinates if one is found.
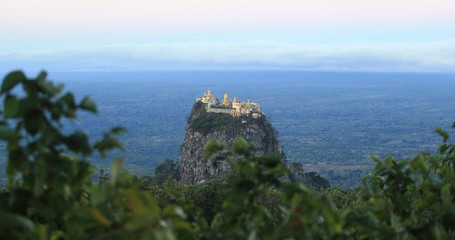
[1,0,455,72]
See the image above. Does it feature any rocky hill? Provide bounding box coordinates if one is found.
[179,102,283,184]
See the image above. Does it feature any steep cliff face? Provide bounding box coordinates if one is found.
[179,102,283,184]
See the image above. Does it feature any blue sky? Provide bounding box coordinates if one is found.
[1,0,455,72]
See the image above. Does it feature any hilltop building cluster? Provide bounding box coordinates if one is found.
[196,89,262,118]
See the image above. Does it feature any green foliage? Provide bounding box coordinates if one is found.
[187,102,232,134]
[0,71,192,239]
[0,71,100,235]
[204,139,225,157]
[288,161,331,190]
[191,111,235,134]
[152,159,180,185]
[322,168,369,189]
[188,101,270,135]
[322,187,362,209]
[356,128,455,239]
[0,70,454,239]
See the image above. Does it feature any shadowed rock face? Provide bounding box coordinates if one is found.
[179,102,283,184]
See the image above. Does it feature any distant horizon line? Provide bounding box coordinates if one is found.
[2,68,454,76]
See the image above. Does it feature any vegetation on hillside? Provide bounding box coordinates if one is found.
[188,101,274,135]
[0,71,454,239]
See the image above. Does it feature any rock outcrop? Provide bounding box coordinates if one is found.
[179,102,283,184]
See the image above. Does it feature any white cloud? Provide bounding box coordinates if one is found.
[2,41,455,72]
[2,0,455,33]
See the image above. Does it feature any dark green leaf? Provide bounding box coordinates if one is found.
[22,79,38,97]
[24,112,42,135]
[232,137,254,156]
[0,126,19,141]
[36,72,59,96]
[438,144,448,154]
[204,140,225,157]
[57,93,77,118]
[0,212,34,231]
[435,127,449,142]
[4,95,19,117]
[36,70,47,82]
[18,97,39,116]
[65,131,92,155]
[111,126,126,135]
[1,71,25,94]
[80,96,97,113]
[94,137,124,157]
[60,92,76,107]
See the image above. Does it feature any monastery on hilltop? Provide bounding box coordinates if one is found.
[196,89,262,118]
